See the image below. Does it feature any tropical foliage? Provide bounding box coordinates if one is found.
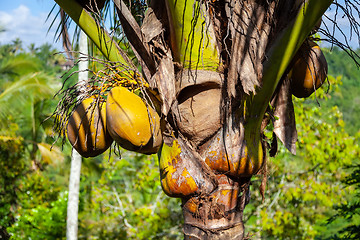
[244,74,360,239]
[322,48,360,136]
[0,41,68,239]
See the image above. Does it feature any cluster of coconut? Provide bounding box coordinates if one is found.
[66,87,162,158]
[289,40,328,98]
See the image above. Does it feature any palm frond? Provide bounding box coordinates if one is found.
[0,73,60,125]
[0,54,40,82]
[60,9,74,60]
[37,142,64,165]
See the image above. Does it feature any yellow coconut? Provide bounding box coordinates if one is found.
[290,41,328,98]
[106,86,162,154]
[67,97,113,158]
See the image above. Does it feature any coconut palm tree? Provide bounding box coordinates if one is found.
[53,0,360,239]
[11,38,23,54]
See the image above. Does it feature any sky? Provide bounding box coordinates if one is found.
[0,0,63,51]
[0,1,359,52]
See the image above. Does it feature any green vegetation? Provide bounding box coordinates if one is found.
[321,47,360,136]
[0,40,359,239]
[244,74,360,239]
[0,40,69,239]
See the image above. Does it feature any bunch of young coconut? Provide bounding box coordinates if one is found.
[66,86,162,158]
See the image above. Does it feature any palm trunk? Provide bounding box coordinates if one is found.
[66,30,88,240]
[66,149,82,239]
[182,176,249,239]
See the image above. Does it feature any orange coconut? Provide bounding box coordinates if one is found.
[67,97,113,157]
[290,41,328,98]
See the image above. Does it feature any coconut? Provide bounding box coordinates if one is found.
[67,97,113,158]
[290,41,328,98]
[106,86,162,154]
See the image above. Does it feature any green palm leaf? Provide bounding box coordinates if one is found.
[0,54,40,83]
[0,72,60,126]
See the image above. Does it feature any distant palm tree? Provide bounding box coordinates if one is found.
[28,43,39,55]
[11,38,23,54]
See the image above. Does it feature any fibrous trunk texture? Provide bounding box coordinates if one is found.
[182,176,250,240]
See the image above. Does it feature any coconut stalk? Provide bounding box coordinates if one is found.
[55,0,335,239]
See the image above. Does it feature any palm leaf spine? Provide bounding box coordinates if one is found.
[247,0,333,132]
